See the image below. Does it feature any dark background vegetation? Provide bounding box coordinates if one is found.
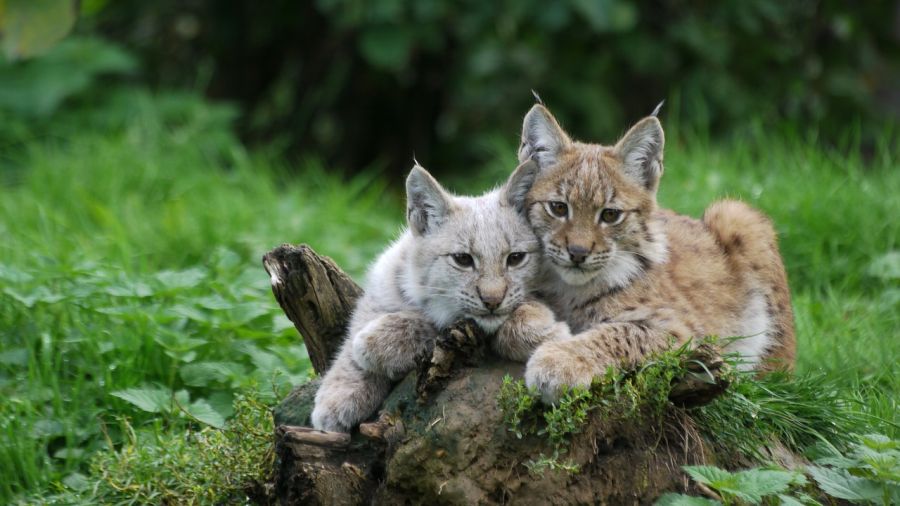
[7,0,900,176]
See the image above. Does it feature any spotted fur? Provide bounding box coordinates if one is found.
[518,104,796,403]
[312,162,564,432]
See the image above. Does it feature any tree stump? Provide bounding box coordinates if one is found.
[262,244,731,505]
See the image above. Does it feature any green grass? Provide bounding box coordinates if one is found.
[0,91,897,502]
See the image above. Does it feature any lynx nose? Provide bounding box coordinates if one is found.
[567,245,590,264]
[477,285,506,312]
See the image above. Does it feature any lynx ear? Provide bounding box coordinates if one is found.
[518,104,571,170]
[503,160,539,212]
[613,116,665,192]
[406,164,452,236]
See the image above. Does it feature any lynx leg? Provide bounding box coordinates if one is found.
[351,311,437,380]
[493,300,572,362]
[311,347,392,432]
[525,321,674,403]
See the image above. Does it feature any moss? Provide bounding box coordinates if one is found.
[273,378,320,427]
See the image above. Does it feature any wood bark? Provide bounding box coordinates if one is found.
[264,243,732,505]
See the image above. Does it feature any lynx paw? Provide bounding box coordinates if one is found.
[310,399,352,433]
[524,340,596,404]
[494,301,571,361]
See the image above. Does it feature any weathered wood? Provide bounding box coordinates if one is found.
[263,244,362,374]
[279,426,352,448]
[264,243,736,505]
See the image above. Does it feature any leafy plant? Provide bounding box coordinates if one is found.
[658,434,900,506]
[806,434,900,505]
[87,391,277,505]
[658,465,815,506]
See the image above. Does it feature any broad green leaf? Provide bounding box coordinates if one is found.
[683,465,734,487]
[0,0,77,60]
[654,493,720,506]
[154,331,207,352]
[194,294,234,310]
[62,472,90,492]
[206,391,235,419]
[167,303,211,323]
[732,469,797,497]
[859,433,899,452]
[3,286,64,307]
[776,494,804,506]
[111,386,172,413]
[53,447,84,460]
[806,465,883,501]
[154,267,208,290]
[184,399,226,429]
[104,281,154,297]
[31,419,64,438]
[0,37,136,115]
[224,302,270,325]
[240,344,284,373]
[180,361,246,387]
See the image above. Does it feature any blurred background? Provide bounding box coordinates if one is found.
[2,0,898,177]
[0,1,898,503]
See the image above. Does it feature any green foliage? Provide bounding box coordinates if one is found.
[682,465,807,505]
[498,343,698,472]
[497,375,539,439]
[693,371,874,460]
[0,36,135,117]
[806,434,900,505]
[84,1,898,173]
[0,79,401,501]
[0,0,78,60]
[86,392,276,505]
[658,465,815,506]
[523,451,581,476]
[541,385,593,447]
[658,434,900,505]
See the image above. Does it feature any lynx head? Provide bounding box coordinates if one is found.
[405,161,540,333]
[517,104,668,289]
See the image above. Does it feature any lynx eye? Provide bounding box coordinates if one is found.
[600,208,624,224]
[506,252,527,267]
[546,201,568,218]
[451,253,474,268]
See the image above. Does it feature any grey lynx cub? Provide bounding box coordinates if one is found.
[311,162,568,432]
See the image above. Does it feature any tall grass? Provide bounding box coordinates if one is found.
[0,91,896,501]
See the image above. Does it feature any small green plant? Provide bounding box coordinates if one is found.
[524,451,581,475]
[86,391,276,505]
[806,434,900,505]
[659,465,814,505]
[498,375,540,439]
[657,433,900,506]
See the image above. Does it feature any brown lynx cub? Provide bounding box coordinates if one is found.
[518,104,796,402]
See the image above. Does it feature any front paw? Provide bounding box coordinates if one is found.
[310,400,351,433]
[524,341,595,404]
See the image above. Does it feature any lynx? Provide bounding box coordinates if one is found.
[517,104,796,402]
[311,162,568,432]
